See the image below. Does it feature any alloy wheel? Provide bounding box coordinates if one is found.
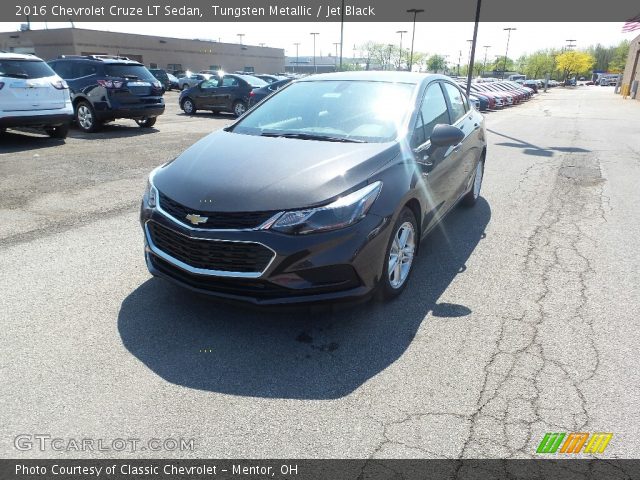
[388,221,416,289]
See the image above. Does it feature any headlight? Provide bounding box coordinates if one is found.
[144,169,160,208]
[271,181,382,235]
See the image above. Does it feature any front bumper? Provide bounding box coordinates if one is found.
[140,198,391,305]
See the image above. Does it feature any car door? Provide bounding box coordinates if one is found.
[411,81,456,230]
[214,75,241,111]
[441,82,483,200]
[192,78,219,109]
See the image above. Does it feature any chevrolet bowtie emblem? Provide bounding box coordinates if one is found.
[185,214,208,225]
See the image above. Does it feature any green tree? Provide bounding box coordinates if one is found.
[426,54,447,73]
[608,40,630,72]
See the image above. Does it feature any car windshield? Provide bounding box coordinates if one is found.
[0,59,56,79]
[104,64,155,81]
[231,80,415,143]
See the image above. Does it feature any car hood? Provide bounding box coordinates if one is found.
[153,130,399,212]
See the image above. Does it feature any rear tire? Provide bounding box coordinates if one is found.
[232,100,247,117]
[75,101,101,133]
[378,207,418,301]
[182,98,196,115]
[136,117,157,128]
[45,124,69,139]
[461,157,485,207]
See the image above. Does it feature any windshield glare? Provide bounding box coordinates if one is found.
[232,80,415,143]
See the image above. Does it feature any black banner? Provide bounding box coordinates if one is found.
[2,459,640,480]
[4,0,640,22]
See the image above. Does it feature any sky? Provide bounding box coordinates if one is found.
[1,22,637,65]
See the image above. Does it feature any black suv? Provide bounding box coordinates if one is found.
[48,55,165,133]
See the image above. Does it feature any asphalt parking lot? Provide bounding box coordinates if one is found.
[1,87,639,459]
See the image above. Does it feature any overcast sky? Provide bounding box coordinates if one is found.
[1,22,637,64]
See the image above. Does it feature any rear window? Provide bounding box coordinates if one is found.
[0,59,56,79]
[104,64,155,81]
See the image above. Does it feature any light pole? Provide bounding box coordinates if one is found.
[465,0,482,97]
[502,27,516,79]
[406,8,424,72]
[565,39,576,50]
[466,39,473,75]
[387,44,394,71]
[293,42,300,74]
[237,33,245,45]
[396,30,407,70]
[259,43,265,47]
[333,42,340,70]
[457,50,462,76]
[310,32,319,74]
[339,0,345,70]
[482,45,491,76]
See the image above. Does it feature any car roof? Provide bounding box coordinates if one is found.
[0,52,43,61]
[298,71,445,85]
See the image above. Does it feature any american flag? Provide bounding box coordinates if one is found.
[623,14,640,32]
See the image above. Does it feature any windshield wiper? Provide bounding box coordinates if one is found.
[260,132,365,143]
[2,73,29,79]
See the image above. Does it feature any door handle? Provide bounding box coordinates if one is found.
[453,143,462,152]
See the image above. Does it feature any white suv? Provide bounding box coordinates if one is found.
[0,52,73,138]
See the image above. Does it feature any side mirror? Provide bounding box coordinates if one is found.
[430,124,464,147]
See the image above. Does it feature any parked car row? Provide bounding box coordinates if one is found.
[2,52,165,137]
[459,79,536,112]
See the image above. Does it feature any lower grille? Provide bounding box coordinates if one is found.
[147,221,274,274]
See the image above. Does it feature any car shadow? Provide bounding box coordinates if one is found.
[175,112,236,120]
[118,198,491,400]
[488,129,591,157]
[0,130,66,153]
[68,123,159,140]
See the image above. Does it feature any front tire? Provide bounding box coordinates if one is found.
[136,117,157,128]
[378,207,418,300]
[461,157,485,207]
[75,101,101,133]
[182,98,196,115]
[45,124,69,139]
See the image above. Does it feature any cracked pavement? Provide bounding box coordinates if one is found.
[1,87,639,459]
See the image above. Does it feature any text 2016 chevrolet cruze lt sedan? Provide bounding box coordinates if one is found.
[140,72,487,304]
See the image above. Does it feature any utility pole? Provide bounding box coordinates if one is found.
[502,27,516,79]
[482,45,491,76]
[310,32,319,74]
[406,8,424,72]
[293,42,300,74]
[396,30,407,70]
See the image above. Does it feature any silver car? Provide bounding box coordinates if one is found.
[178,73,212,90]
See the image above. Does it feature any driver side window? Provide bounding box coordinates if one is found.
[412,83,450,148]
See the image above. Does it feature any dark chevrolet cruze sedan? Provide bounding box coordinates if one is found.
[141,72,487,304]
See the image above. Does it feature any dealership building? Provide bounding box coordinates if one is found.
[621,33,640,100]
[0,27,285,74]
